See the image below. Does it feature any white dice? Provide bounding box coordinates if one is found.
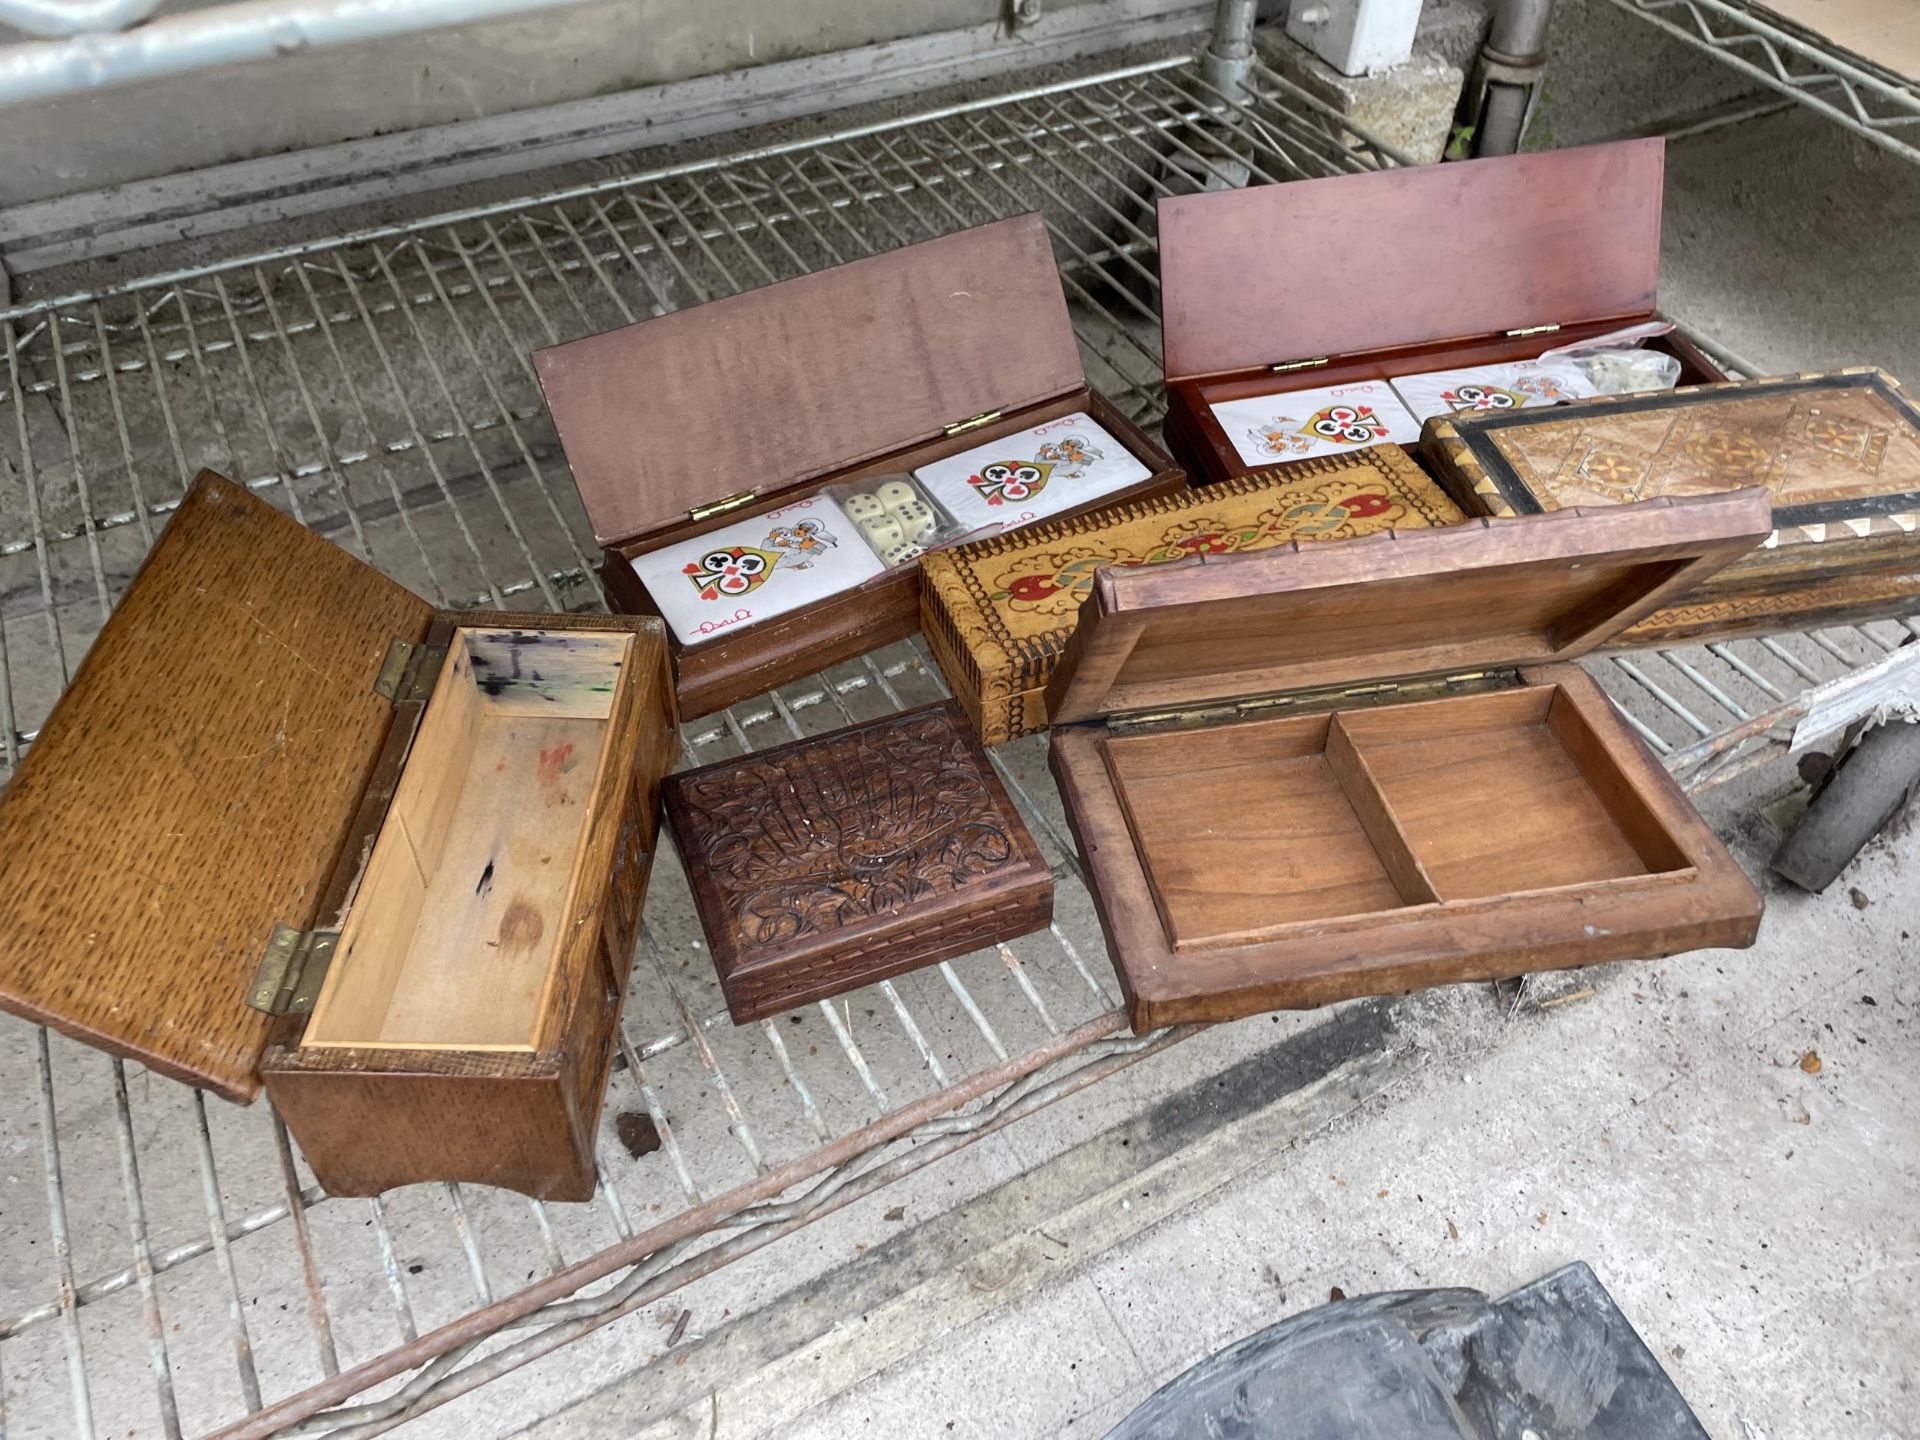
[857,514,904,551]
[890,498,937,543]
[842,492,887,524]
[874,479,919,513]
[880,541,926,567]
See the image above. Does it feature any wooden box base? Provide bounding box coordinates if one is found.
[1161,324,1726,490]
[261,616,676,1199]
[603,386,1182,718]
[663,702,1053,1023]
[1051,667,1762,1030]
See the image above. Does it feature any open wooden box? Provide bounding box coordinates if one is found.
[535,213,1183,719]
[1045,489,1774,1030]
[0,474,677,1199]
[1156,138,1726,489]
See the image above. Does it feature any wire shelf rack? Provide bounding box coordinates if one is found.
[1604,0,1920,165]
[0,49,1911,1440]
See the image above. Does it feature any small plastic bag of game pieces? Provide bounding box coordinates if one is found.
[826,474,968,571]
[1541,321,1682,397]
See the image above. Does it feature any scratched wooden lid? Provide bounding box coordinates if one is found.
[535,213,1085,550]
[1157,138,1666,383]
[0,473,433,1101]
[1045,488,1773,725]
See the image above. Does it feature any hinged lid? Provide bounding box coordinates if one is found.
[534,213,1084,550]
[1046,488,1772,726]
[1157,138,1666,383]
[0,472,434,1101]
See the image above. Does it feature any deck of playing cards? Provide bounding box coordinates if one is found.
[1209,381,1421,467]
[1390,357,1598,425]
[630,495,885,647]
[913,412,1152,533]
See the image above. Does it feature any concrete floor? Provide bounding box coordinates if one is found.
[1,13,1917,1440]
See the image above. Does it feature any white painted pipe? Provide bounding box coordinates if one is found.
[0,0,593,108]
[0,0,164,40]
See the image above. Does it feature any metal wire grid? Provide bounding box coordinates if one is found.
[1604,0,1920,165]
[0,49,1910,1439]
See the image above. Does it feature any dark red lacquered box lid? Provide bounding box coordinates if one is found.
[536,213,1085,550]
[1157,138,1666,384]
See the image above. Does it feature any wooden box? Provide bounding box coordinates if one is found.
[1044,489,1774,1031]
[661,701,1051,1023]
[1155,138,1727,488]
[0,474,678,1200]
[922,449,1464,746]
[1426,369,1920,646]
[535,214,1183,720]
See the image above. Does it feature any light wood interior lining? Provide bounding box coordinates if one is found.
[1101,683,1694,953]
[302,627,634,1051]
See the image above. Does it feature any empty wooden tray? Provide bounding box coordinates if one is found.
[1045,489,1775,1029]
[0,473,677,1199]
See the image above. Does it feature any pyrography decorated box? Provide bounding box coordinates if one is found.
[0,473,678,1200]
[921,448,1465,746]
[534,213,1182,719]
[1155,137,1727,486]
[1425,368,1920,646]
[661,701,1052,1024]
[1044,489,1775,1032]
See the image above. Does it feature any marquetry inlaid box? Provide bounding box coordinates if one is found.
[1044,489,1774,1031]
[535,213,1181,720]
[1426,369,1920,646]
[0,473,678,1200]
[1155,138,1727,488]
[662,702,1052,1023]
[921,449,1464,746]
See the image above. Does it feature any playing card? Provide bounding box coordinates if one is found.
[1389,358,1598,425]
[913,412,1152,533]
[631,496,885,647]
[1209,381,1422,467]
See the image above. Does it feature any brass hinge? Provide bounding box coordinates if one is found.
[245,925,340,1016]
[373,637,447,705]
[1505,324,1561,338]
[1269,357,1330,374]
[688,489,757,523]
[1106,668,1516,732]
[943,409,1003,437]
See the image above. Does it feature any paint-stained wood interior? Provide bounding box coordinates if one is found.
[1101,683,1694,954]
[303,626,635,1050]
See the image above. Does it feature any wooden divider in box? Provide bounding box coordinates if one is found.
[1155,138,1726,488]
[921,448,1464,746]
[535,213,1182,719]
[0,473,677,1200]
[1425,368,1920,646]
[1043,489,1775,1031]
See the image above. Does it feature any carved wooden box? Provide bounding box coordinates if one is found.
[535,213,1182,720]
[921,448,1463,746]
[662,701,1051,1023]
[0,473,678,1200]
[1425,369,1920,646]
[1044,489,1774,1031]
[1155,138,1728,488]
